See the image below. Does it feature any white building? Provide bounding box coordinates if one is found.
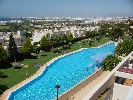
[0,32,26,47]
[17,30,27,36]
[32,31,46,44]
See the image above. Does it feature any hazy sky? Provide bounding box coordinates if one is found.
[0,0,133,17]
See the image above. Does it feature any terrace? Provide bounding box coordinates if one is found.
[82,51,133,100]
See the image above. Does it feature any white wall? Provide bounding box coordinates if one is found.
[112,83,130,100]
[17,30,27,36]
[14,36,26,46]
[32,32,46,44]
[115,71,133,80]
[0,38,5,45]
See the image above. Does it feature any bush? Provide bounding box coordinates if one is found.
[115,39,133,56]
[102,55,121,71]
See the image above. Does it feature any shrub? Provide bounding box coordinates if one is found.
[102,55,121,71]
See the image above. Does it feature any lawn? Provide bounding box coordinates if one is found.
[0,25,10,30]
[0,36,111,95]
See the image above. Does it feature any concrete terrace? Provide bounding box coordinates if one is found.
[68,71,110,100]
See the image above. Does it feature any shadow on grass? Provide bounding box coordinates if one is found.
[41,54,47,56]
[0,63,12,69]
[0,75,8,78]
[24,55,38,59]
[14,67,22,69]
[52,50,61,53]
[0,85,8,95]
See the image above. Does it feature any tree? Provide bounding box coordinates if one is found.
[62,34,67,49]
[102,55,120,71]
[85,31,91,38]
[8,33,18,62]
[109,26,124,41]
[22,38,33,56]
[96,36,100,42]
[115,39,133,56]
[0,70,4,77]
[0,44,8,68]
[98,28,109,36]
[67,33,73,42]
[40,35,49,49]
[22,32,32,38]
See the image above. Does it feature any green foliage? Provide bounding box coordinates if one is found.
[22,32,32,38]
[98,28,109,36]
[0,44,8,68]
[10,24,21,32]
[33,42,39,46]
[0,70,4,77]
[0,37,111,94]
[85,31,97,38]
[8,33,18,61]
[115,39,133,56]
[61,34,67,42]
[40,35,49,47]
[67,33,73,41]
[22,38,33,56]
[0,25,10,32]
[85,31,91,38]
[50,35,57,46]
[102,55,121,71]
[109,26,124,40]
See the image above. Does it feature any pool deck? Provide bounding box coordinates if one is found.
[0,41,114,100]
[68,71,110,100]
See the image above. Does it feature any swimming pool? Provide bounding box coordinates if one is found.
[9,42,115,100]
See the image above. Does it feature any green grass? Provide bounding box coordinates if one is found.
[0,25,10,30]
[0,36,111,95]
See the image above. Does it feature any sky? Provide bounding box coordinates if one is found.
[0,0,133,17]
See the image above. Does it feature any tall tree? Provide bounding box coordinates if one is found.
[109,26,124,41]
[67,33,73,42]
[22,32,32,38]
[0,44,8,68]
[22,38,33,56]
[98,28,109,36]
[40,35,49,48]
[8,33,18,62]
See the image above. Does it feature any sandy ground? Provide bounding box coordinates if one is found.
[68,71,110,100]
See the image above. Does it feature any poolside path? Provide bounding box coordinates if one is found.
[68,71,110,100]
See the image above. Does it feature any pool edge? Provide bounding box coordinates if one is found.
[0,41,114,100]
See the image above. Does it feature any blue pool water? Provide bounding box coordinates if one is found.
[9,42,115,100]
